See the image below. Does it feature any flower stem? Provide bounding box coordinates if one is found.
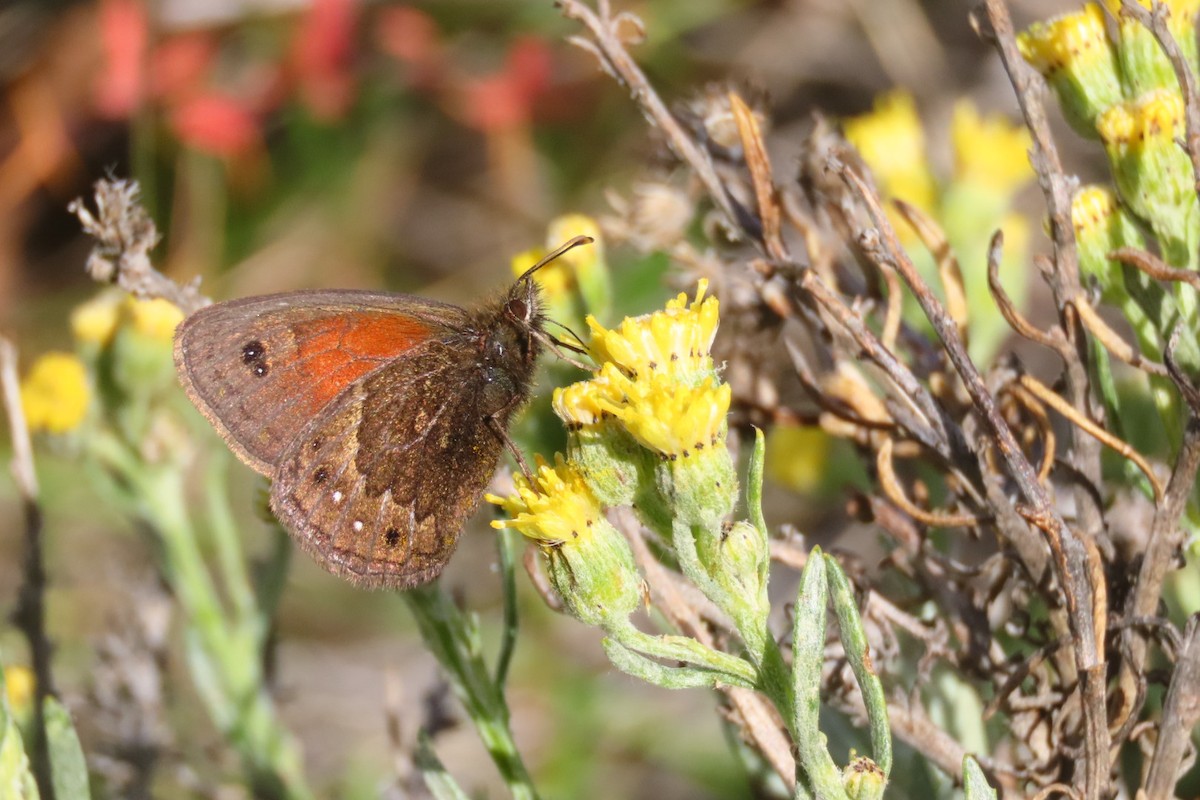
[402,584,540,800]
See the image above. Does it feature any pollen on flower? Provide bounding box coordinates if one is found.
[70,291,124,346]
[586,280,719,381]
[486,456,601,546]
[553,377,614,428]
[20,352,90,434]
[1017,4,1111,77]
[125,297,185,342]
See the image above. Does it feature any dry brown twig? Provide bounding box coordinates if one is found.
[69,179,208,314]
[0,336,55,798]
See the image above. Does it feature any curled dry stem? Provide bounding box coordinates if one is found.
[1072,301,1169,377]
[1016,374,1164,502]
[1004,381,1057,484]
[876,437,981,528]
[986,231,1069,357]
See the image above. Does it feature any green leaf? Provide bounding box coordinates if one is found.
[416,730,471,800]
[961,755,998,800]
[44,697,90,800]
[825,554,892,777]
[791,547,848,800]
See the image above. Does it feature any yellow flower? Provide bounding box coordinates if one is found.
[1017,4,1122,137]
[589,363,731,459]
[20,352,90,434]
[1072,185,1122,237]
[70,291,123,346]
[843,91,937,214]
[487,455,603,547]
[1019,4,1113,77]
[586,280,719,384]
[765,425,831,494]
[124,297,184,342]
[951,101,1033,197]
[1098,89,1185,148]
[3,665,35,714]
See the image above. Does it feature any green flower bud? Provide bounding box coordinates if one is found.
[1097,89,1200,265]
[1105,0,1200,96]
[1018,5,1123,139]
[842,755,887,800]
[487,457,642,629]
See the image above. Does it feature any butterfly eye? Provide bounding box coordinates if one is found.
[507,298,528,321]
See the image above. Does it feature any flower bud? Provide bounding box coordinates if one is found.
[1018,5,1122,138]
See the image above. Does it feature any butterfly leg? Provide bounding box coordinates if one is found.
[485,414,534,481]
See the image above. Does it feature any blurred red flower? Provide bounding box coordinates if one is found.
[290,0,359,121]
[94,0,148,118]
[170,93,259,157]
[456,36,551,134]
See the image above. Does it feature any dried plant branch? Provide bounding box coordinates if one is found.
[559,0,745,233]
[69,179,208,314]
[1144,616,1200,799]
[1072,301,1169,377]
[895,200,969,345]
[1005,382,1057,483]
[729,93,785,262]
[1109,246,1200,292]
[986,232,1071,357]
[0,336,55,799]
[876,437,981,527]
[841,159,1111,795]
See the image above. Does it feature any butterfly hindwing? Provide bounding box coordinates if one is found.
[269,340,507,588]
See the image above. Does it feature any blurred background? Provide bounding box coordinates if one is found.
[0,0,1080,797]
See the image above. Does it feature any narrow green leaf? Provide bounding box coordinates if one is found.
[825,555,892,777]
[416,730,471,800]
[961,755,998,800]
[791,547,847,799]
[44,697,90,800]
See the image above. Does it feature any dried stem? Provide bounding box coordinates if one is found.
[0,337,55,800]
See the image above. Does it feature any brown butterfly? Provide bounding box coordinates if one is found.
[174,237,590,589]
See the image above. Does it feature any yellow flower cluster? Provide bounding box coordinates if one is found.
[20,352,90,434]
[843,91,936,216]
[1018,4,1111,77]
[1097,88,1185,151]
[487,456,602,547]
[951,101,1033,196]
[586,282,719,384]
[560,281,728,458]
[71,292,184,346]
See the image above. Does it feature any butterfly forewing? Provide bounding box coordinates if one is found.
[269,340,507,589]
[174,291,471,473]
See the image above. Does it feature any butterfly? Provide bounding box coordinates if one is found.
[174,236,591,589]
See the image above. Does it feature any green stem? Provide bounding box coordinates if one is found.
[606,621,759,688]
[495,529,520,689]
[402,585,540,800]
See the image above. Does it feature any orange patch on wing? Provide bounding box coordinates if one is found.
[293,312,434,411]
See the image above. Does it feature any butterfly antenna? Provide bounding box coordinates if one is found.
[516,235,594,283]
